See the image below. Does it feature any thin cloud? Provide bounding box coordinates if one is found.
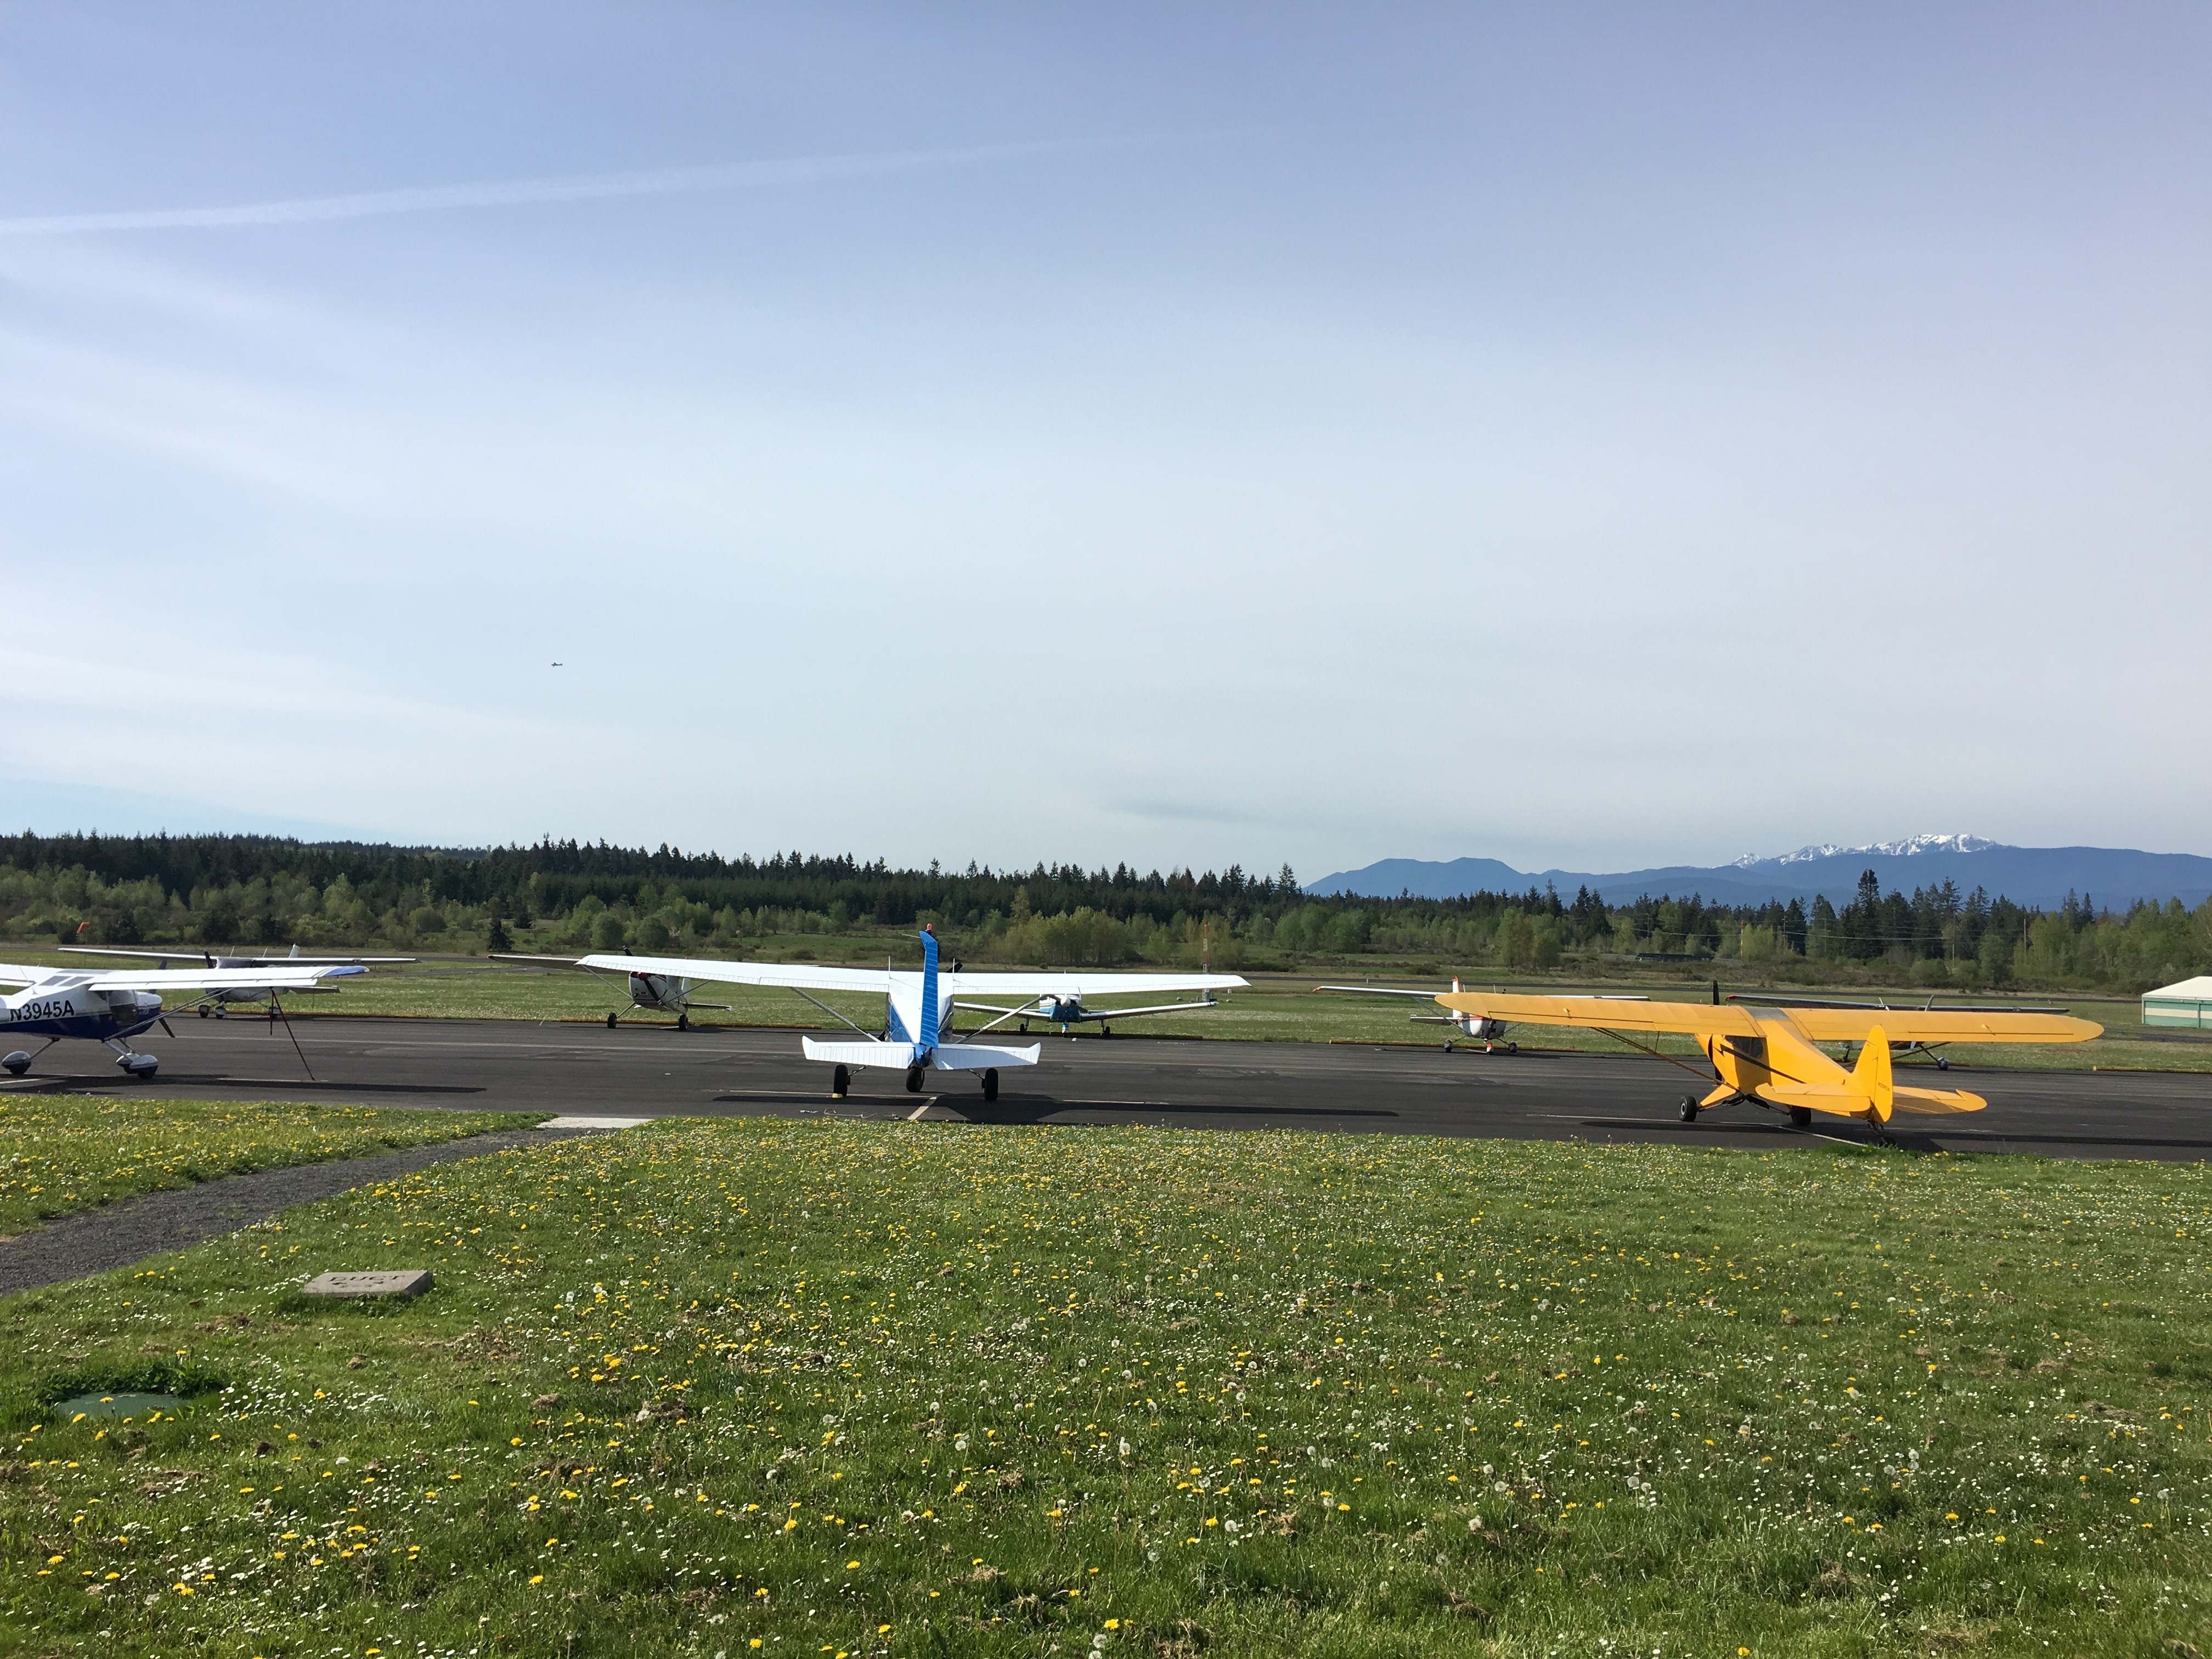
[0,142,1069,236]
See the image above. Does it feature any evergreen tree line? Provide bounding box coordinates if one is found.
[0,832,2204,991]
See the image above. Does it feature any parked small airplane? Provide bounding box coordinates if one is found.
[61,944,414,1015]
[1316,976,1532,1052]
[1425,985,2100,1127]
[506,929,1245,1099]
[0,956,371,1077]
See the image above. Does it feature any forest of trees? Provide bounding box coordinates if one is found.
[0,831,2204,993]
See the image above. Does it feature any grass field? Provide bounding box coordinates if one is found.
[2,1118,2206,1656]
[0,1097,545,1235]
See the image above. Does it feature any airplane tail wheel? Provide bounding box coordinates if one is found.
[677,1013,689,1031]
[831,1064,850,1100]
[606,1012,618,1029]
[982,1068,1000,1103]
[1679,1096,1700,1123]
[904,1066,925,1094]
[1789,1105,1814,1127]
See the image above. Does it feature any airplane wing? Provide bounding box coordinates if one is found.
[1434,990,1762,1036]
[573,953,896,993]
[50,966,368,992]
[944,971,1248,998]
[1314,984,1447,999]
[0,961,67,988]
[1726,992,2070,1015]
[950,998,1222,1021]
[1769,1006,2101,1045]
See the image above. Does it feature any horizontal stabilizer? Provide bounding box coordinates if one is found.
[930,1042,1041,1071]
[801,1039,918,1070]
[1763,1083,1987,1118]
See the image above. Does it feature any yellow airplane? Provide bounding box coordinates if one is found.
[1423,987,2101,1128]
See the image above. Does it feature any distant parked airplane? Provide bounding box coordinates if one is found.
[62,944,414,1015]
[504,928,1244,1099]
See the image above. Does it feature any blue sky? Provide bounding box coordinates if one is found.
[3,3,2205,876]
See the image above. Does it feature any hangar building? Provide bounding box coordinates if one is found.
[2141,975,2212,1029]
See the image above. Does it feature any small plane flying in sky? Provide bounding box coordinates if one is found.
[61,945,414,1015]
[1422,985,2100,1127]
[0,956,371,1078]
[505,929,1245,1099]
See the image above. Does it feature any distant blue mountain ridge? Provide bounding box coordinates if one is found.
[1305,835,2212,911]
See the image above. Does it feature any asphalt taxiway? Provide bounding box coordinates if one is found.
[6,1015,2208,1161]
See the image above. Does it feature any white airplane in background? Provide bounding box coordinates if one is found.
[1316,975,1528,1052]
[0,957,372,1078]
[510,928,1245,1100]
[61,944,415,1015]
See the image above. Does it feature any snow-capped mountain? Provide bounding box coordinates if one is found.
[1733,833,2004,868]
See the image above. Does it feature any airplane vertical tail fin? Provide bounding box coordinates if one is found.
[1850,1025,1894,1123]
[916,928,941,1050]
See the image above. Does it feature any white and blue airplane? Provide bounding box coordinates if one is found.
[0,957,368,1078]
[516,928,1245,1100]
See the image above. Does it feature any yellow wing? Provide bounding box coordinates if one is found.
[1433,991,1760,1036]
[1778,1007,2100,1045]
[1434,991,2101,1047]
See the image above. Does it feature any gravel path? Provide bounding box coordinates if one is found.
[0,1129,583,1298]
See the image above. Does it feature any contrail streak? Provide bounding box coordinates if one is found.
[0,142,1064,237]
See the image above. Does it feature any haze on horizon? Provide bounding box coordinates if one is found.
[3,3,2206,877]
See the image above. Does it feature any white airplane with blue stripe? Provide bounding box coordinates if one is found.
[519,927,1245,1101]
[0,957,369,1078]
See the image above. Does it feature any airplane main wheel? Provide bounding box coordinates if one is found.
[1507,1042,1518,1054]
[831,1064,850,1100]
[904,1066,925,1094]
[196,1007,210,1019]
[1,1052,30,1077]
[1936,1056,1950,1071]
[606,1012,618,1029]
[1679,1096,1700,1123]
[677,1013,689,1031]
[1101,1024,1111,1039]
[1789,1105,1814,1127]
[982,1068,1000,1103]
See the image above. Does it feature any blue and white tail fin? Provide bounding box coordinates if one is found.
[916,928,942,1051]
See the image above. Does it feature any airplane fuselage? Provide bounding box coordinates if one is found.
[1,979,162,1042]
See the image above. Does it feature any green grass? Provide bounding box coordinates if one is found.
[0,1097,545,1234]
[2,1119,2206,1656]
